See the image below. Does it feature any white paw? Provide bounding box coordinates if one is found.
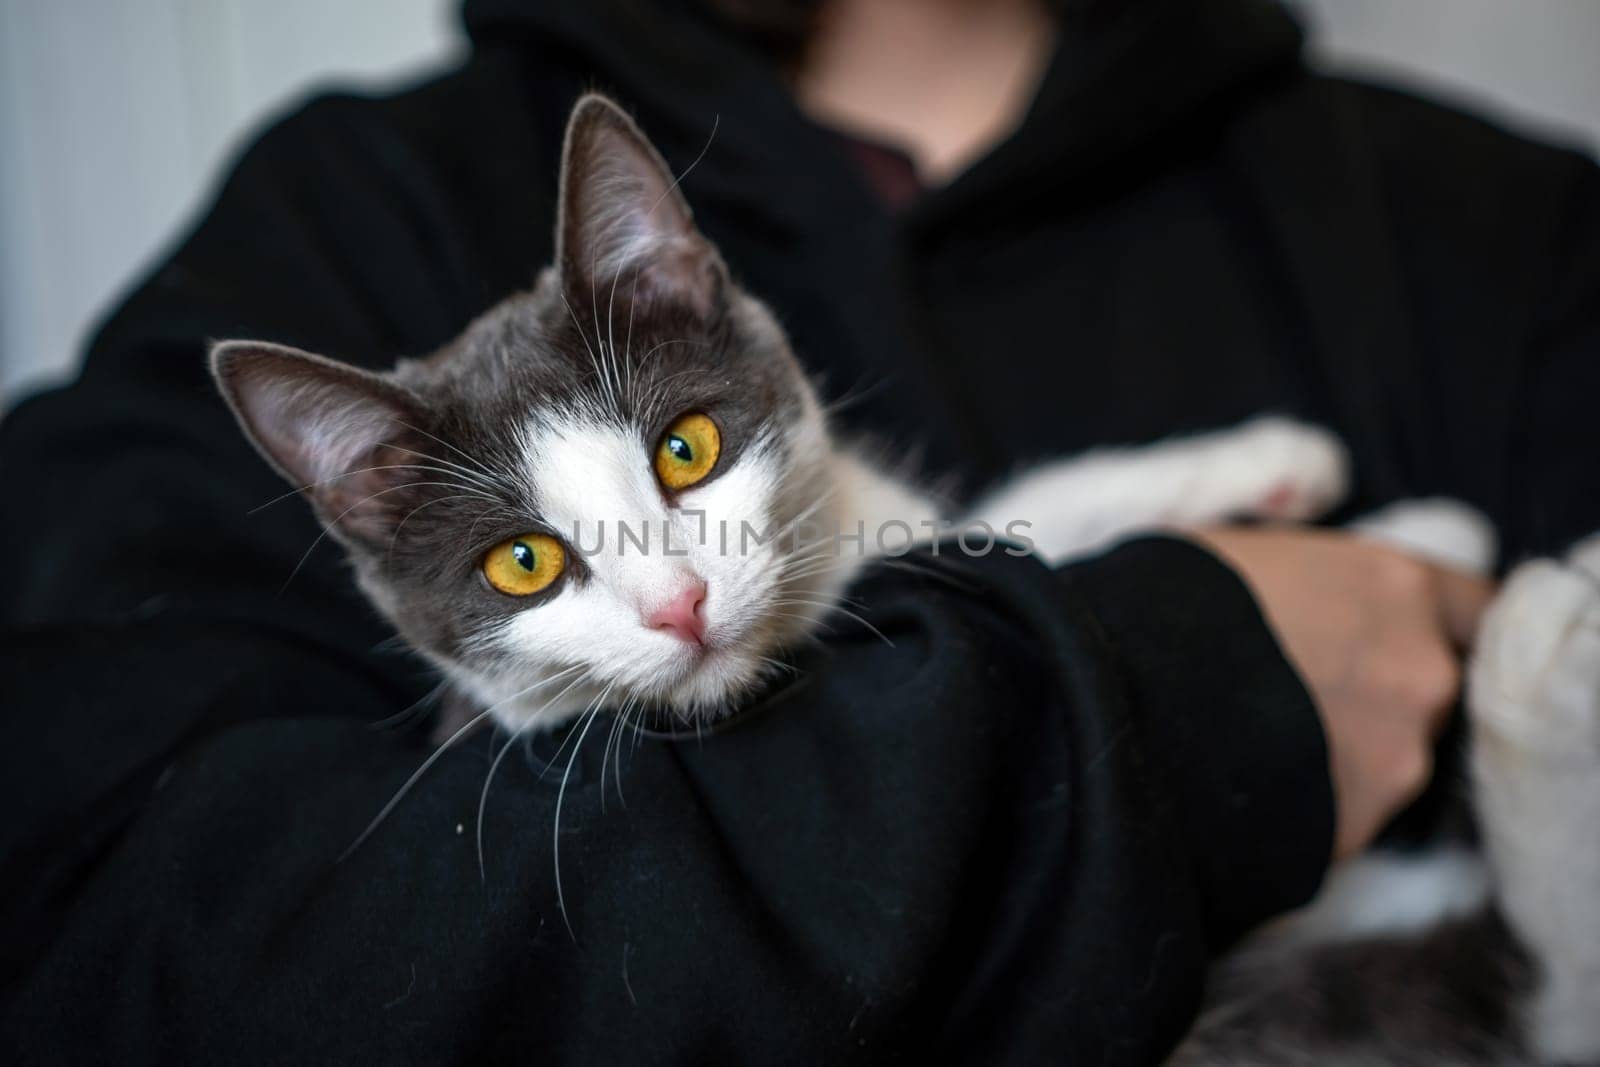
[1566,531,1600,578]
[1197,416,1350,522]
[1470,537,1600,1065]
[1350,498,1497,575]
[1470,556,1600,762]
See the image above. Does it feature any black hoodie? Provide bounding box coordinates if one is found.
[1,1,1597,1063]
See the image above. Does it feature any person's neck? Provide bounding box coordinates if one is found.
[791,0,1057,186]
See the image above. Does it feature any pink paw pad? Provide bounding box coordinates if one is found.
[1258,483,1301,518]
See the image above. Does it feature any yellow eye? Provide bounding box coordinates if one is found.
[482,533,566,596]
[654,412,721,491]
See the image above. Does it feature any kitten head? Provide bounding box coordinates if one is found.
[212,94,849,729]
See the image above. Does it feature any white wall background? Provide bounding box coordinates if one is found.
[0,0,460,406]
[1,1,1597,407]
[1296,0,1600,152]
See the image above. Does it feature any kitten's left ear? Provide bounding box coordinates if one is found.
[555,93,726,318]
[210,340,434,547]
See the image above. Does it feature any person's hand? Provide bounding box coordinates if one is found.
[1187,526,1496,860]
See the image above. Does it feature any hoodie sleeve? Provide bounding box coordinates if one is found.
[0,85,1331,1067]
[1515,158,1600,557]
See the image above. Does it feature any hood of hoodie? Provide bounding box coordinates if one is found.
[460,0,1307,235]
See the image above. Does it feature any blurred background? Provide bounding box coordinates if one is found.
[2,0,1598,408]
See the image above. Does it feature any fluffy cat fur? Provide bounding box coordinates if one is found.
[212,94,1599,1064]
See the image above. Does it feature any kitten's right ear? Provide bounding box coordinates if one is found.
[555,93,726,319]
[210,341,430,544]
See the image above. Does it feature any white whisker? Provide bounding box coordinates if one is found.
[391,420,502,483]
[476,729,520,882]
[554,680,618,939]
[248,462,498,515]
[340,666,584,863]
[770,596,893,647]
[339,705,496,863]
[281,480,485,593]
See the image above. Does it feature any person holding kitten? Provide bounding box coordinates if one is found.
[2,0,1595,1064]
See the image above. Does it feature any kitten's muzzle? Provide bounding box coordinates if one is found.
[646,579,708,647]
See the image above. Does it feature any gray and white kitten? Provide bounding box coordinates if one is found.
[212,94,1599,1065]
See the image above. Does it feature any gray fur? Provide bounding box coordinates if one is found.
[1175,910,1533,1066]
[213,96,822,697]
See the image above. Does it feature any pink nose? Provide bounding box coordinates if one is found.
[647,580,708,645]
